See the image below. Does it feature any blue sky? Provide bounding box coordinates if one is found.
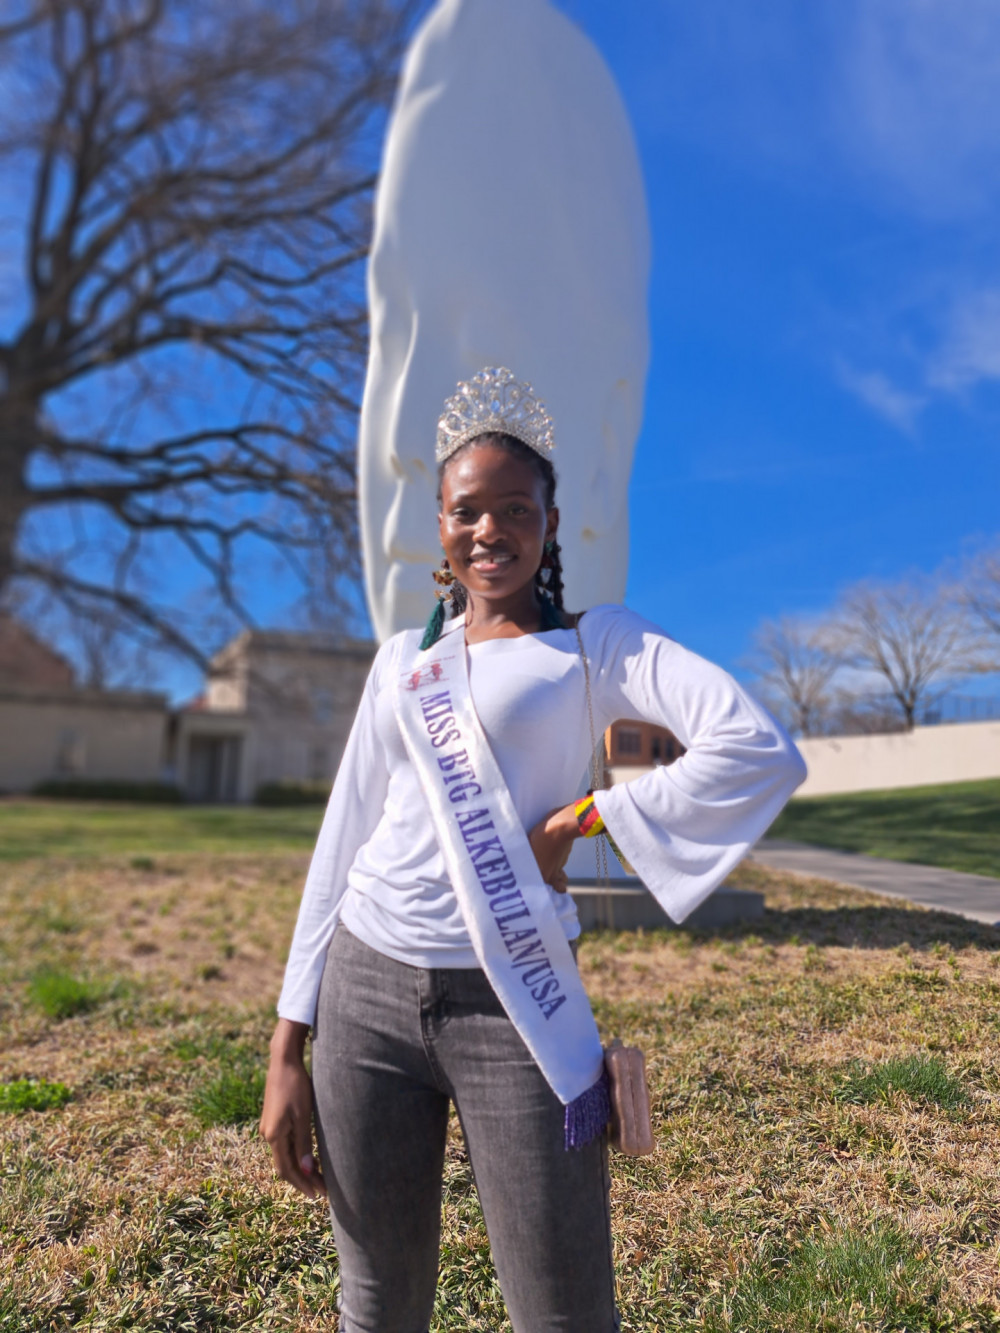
[557,0,1000,675]
[6,0,999,700]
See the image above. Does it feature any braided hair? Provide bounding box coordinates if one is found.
[428,432,566,638]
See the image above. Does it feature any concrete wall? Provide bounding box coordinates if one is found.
[0,690,167,792]
[609,719,1000,799]
[793,720,1000,797]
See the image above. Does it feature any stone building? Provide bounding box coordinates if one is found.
[2,613,680,803]
[0,616,74,689]
[169,630,376,802]
[606,719,685,769]
[0,614,376,802]
[0,615,168,792]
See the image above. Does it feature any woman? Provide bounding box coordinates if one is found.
[261,367,805,1333]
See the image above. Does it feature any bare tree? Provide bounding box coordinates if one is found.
[744,615,840,736]
[831,577,977,729]
[0,0,420,670]
[827,690,908,736]
[962,542,1000,658]
[67,600,152,688]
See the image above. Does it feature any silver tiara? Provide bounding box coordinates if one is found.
[436,366,555,464]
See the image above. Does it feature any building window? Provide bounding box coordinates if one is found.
[616,727,641,757]
[309,746,330,781]
[651,736,661,761]
[56,729,86,775]
[312,688,333,724]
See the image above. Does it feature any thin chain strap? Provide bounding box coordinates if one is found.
[574,622,609,885]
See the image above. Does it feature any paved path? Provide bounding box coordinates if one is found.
[751,840,1000,926]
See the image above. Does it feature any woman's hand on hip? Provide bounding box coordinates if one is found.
[259,1019,327,1200]
[528,803,581,894]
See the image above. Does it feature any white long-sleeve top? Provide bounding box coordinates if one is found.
[277,604,806,1026]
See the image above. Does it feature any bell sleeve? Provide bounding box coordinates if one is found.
[588,607,806,923]
[276,644,392,1026]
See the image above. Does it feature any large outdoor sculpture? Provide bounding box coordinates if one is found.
[359,0,651,642]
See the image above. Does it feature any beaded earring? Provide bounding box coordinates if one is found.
[420,558,456,651]
[432,556,456,593]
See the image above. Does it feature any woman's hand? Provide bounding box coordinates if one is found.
[527,803,581,894]
[259,1019,327,1200]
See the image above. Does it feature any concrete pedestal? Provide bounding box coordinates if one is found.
[568,878,764,931]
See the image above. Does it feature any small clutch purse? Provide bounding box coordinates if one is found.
[604,1039,655,1156]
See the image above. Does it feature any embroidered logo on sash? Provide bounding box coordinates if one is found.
[402,654,454,690]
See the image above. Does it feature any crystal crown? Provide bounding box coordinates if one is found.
[436,367,555,464]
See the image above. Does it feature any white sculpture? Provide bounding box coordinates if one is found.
[358,0,651,643]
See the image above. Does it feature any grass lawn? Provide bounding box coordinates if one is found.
[3,839,1000,1331]
[770,778,1000,878]
[0,798,325,861]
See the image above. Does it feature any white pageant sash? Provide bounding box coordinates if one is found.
[393,625,607,1140]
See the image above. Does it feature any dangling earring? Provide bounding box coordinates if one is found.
[538,541,554,588]
[432,557,456,592]
[420,558,456,651]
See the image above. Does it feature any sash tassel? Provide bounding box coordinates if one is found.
[564,1069,610,1150]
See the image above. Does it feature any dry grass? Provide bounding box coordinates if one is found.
[2,852,1000,1330]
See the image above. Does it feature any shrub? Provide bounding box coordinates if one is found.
[254,779,331,806]
[835,1054,968,1110]
[28,968,110,1020]
[0,1078,73,1113]
[32,778,183,803]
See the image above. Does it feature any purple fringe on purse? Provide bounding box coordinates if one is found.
[564,1069,611,1150]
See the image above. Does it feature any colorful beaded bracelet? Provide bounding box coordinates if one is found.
[574,794,605,838]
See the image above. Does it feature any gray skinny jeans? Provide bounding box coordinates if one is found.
[311,925,619,1333]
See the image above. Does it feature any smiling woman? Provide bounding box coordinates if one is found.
[259,366,806,1333]
[433,431,564,643]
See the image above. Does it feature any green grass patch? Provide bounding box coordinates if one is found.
[254,779,331,806]
[32,778,183,803]
[771,778,1000,877]
[27,967,115,1020]
[171,1032,240,1062]
[835,1055,969,1110]
[0,1079,72,1113]
[191,1056,267,1127]
[0,799,324,860]
[39,910,81,935]
[705,1223,939,1333]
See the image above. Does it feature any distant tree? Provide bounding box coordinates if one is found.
[826,690,908,736]
[0,0,420,669]
[744,615,840,737]
[830,577,977,730]
[68,600,150,689]
[961,543,1000,658]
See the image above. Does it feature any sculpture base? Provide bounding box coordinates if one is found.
[568,878,764,932]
